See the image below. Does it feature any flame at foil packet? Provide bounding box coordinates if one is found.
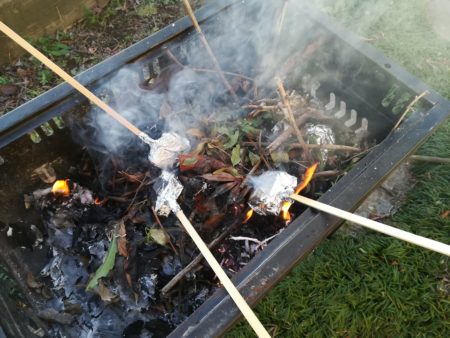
[247,171,297,215]
[147,132,190,169]
[154,171,184,216]
[304,123,335,166]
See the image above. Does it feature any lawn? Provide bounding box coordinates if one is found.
[228,0,450,336]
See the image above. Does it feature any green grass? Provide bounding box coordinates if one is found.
[227,0,450,336]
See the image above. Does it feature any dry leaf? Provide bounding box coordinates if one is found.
[148,229,168,246]
[97,280,117,302]
[118,220,128,257]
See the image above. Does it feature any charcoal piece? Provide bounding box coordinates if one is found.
[161,255,182,276]
[88,308,124,338]
[38,308,74,325]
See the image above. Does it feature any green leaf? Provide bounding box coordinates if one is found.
[240,120,259,135]
[217,126,232,137]
[182,156,198,166]
[231,145,241,166]
[248,151,260,166]
[224,130,240,149]
[270,151,290,163]
[86,236,118,291]
[147,228,168,246]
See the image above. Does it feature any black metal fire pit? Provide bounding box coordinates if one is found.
[0,0,449,337]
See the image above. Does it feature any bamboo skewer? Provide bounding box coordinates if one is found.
[181,0,238,101]
[290,194,450,257]
[174,208,271,338]
[0,21,145,139]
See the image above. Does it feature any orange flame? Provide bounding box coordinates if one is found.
[51,179,70,196]
[243,209,254,223]
[280,162,318,221]
[294,162,318,195]
[94,197,102,205]
[280,201,291,221]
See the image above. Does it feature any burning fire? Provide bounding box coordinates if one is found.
[280,162,318,221]
[243,209,254,224]
[51,179,71,196]
[94,197,102,205]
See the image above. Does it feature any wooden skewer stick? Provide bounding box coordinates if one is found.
[174,207,270,338]
[290,194,450,257]
[0,21,144,138]
[181,0,238,101]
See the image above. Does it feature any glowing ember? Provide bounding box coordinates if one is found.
[279,163,318,221]
[243,209,254,223]
[94,197,102,205]
[51,179,70,196]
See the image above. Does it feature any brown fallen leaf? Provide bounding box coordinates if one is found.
[118,220,128,257]
[97,280,118,303]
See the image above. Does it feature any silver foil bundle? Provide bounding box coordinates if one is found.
[153,170,183,216]
[303,123,335,166]
[140,132,190,169]
[247,171,297,215]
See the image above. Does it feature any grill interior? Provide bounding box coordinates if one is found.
[0,1,442,337]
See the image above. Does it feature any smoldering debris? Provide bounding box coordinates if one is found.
[17,1,386,336]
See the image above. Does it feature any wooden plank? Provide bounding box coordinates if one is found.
[0,0,109,64]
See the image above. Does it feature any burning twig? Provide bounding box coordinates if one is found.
[390,90,428,133]
[181,0,239,101]
[289,194,450,257]
[153,171,270,337]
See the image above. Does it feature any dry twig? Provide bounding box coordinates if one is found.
[151,206,179,256]
[161,215,242,295]
[182,0,238,101]
[410,155,450,165]
[391,90,428,133]
[275,77,312,162]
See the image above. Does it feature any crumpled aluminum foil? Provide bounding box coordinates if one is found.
[247,171,297,215]
[149,132,190,169]
[140,131,190,169]
[154,170,183,216]
[304,123,335,165]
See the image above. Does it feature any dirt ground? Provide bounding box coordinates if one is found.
[0,0,204,115]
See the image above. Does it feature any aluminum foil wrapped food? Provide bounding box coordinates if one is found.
[153,170,184,216]
[303,123,335,167]
[140,131,190,169]
[247,171,297,215]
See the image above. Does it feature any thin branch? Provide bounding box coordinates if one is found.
[182,0,238,101]
[410,155,450,165]
[164,47,255,83]
[391,90,428,133]
[151,206,179,256]
[161,214,244,294]
[275,77,312,162]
